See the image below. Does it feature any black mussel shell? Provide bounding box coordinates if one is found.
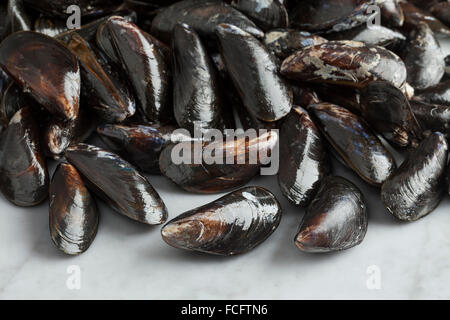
[34,17,68,38]
[360,81,422,148]
[381,132,448,221]
[0,107,49,206]
[295,176,367,253]
[65,143,168,225]
[0,3,8,39]
[313,84,361,114]
[151,0,263,43]
[97,16,171,123]
[97,123,192,174]
[400,1,450,37]
[216,24,292,122]
[159,130,278,193]
[415,80,450,105]
[49,162,98,255]
[430,3,450,28]
[231,0,289,31]
[278,107,330,207]
[161,186,282,256]
[308,103,396,187]
[403,23,445,90]
[289,0,376,34]
[67,33,136,123]
[0,31,80,120]
[7,0,32,33]
[0,82,36,122]
[263,29,327,60]
[172,24,224,133]
[291,84,322,109]
[380,0,404,27]
[281,41,407,89]
[410,100,450,137]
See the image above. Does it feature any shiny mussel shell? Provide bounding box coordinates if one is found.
[65,143,168,225]
[278,107,330,207]
[308,103,396,186]
[409,100,450,137]
[360,81,422,148]
[381,132,448,221]
[295,176,367,253]
[0,31,80,120]
[159,130,278,193]
[98,16,171,123]
[151,0,263,43]
[289,0,376,33]
[161,186,282,256]
[380,0,404,27]
[0,107,49,206]
[281,41,407,89]
[6,0,32,33]
[49,162,98,255]
[172,24,224,132]
[400,1,450,37]
[97,123,191,174]
[231,0,289,31]
[216,24,292,122]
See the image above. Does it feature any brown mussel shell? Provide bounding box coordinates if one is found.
[295,176,367,253]
[360,81,422,148]
[403,23,445,90]
[161,186,282,256]
[159,130,278,194]
[231,0,289,31]
[0,31,80,120]
[409,100,450,137]
[281,41,407,89]
[97,16,171,123]
[67,33,136,123]
[380,0,404,27]
[65,143,168,225]
[0,82,36,122]
[263,29,328,60]
[151,0,264,43]
[291,84,322,109]
[400,1,450,37]
[278,107,330,207]
[0,107,49,206]
[216,24,292,122]
[172,24,224,133]
[381,132,448,221]
[308,103,396,187]
[49,162,98,255]
[97,123,191,174]
[289,0,376,33]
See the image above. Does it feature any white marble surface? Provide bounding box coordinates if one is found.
[1,40,450,301]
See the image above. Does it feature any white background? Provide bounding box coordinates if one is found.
[0,41,450,300]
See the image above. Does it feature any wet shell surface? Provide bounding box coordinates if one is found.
[295,176,368,253]
[49,162,98,255]
[161,186,282,256]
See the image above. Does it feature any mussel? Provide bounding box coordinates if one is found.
[278,107,330,207]
[430,3,450,28]
[281,41,407,89]
[216,24,292,122]
[231,0,289,31]
[161,186,282,256]
[403,23,445,90]
[65,143,168,225]
[360,81,422,148]
[34,17,68,38]
[6,0,32,33]
[291,84,322,109]
[380,0,404,27]
[415,80,450,106]
[49,162,98,255]
[159,130,278,193]
[308,103,396,187]
[295,176,367,253]
[399,1,450,37]
[409,100,450,136]
[151,0,263,43]
[0,107,49,206]
[172,24,224,133]
[381,132,448,221]
[0,31,80,120]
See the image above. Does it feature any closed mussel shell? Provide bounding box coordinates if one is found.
[172,24,224,133]
[281,41,407,89]
[0,31,80,120]
[360,81,422,148]
[278,107,330,207]
[65,143,168,225]
[216,24,293,122]
[49,162,98,255]
[0,107,49,206]
[409,100,450,137]
[295,176,367,253]
[416,80,450,106]
[161,186,282,256]
[381,132,448,221]
[400,1,450,37]
[231,0,289,31]
[308,103,396,187]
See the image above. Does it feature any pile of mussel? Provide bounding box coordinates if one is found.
[1,0,450,256]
